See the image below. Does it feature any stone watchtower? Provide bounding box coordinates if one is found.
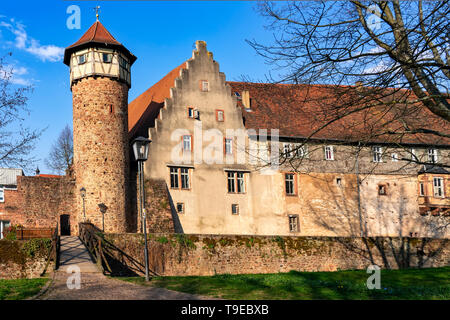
[64,20,136,233]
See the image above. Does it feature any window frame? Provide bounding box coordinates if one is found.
[182,135,192,152]
[187,107,194,118]
[176,202,185,214]
[324,145,334,161]
[224,137,233,155]
[0,187,4,203]
[102,52,112,63]
[169,167,191,190]
[288,215,300,233]
[200,80,209,92]
[419,182,425,197]
[378,184,387,196]
[231,204,239,215]
[433,177,444,198]
[77,53,87,65]
[216,109,225,122]
[284,172,297,196]
[227,171,246,194]
[372,146,383,163]
[427,148,438,163]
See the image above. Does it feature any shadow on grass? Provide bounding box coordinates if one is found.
[118,267,450,300]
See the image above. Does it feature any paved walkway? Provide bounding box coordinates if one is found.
[36,236,210,300]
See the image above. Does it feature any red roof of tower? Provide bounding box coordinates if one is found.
[64,21,136,65]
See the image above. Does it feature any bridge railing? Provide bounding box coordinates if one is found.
[40,224,60,276]
[78,222,112,274]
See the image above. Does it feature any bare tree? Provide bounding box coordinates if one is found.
[247,0,449,145]
[0,55,43,171]
[45,124,73,175]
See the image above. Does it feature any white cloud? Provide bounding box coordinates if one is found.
[0,17,64,62]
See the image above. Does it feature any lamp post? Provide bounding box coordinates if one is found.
[132,136,151,282]
[80,187,86,222]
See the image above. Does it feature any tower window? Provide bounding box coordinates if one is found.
[336,178,342,186]
[102,53,112,63]
[77,54,87,64]
[378,184,387,195]
[119,56,129,69]
[231,204,239,215]
[289,215,299,232]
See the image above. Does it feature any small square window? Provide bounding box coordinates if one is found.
[176,203,184,214]
[216,110,224,122]
[373,146,383,163]
[187,107,194,118]
[102,53,112,63]
[285,173,296,195]
[200,80,209,92]
[428,148,438,163]
[378,184,387,195]
[77,54,87,64]
[336,178,342,186]
[231,204,239,215]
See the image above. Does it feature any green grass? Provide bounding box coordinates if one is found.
[118,267,450,300]
[0,278,48,300]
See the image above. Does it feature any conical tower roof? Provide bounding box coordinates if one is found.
[64,21,136,65]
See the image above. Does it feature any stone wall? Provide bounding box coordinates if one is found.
[0,239,51,279]
[0,176,76,235]
[104,233,450,277]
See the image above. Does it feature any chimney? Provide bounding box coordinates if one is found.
[242,90,251,110]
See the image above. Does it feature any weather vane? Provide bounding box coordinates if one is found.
[93,5,101,21]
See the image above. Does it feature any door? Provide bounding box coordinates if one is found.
[60,214,71,236]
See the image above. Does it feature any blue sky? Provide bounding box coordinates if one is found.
[0,1,273,174]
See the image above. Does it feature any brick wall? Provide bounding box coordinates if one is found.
[0,176,76,234]
[104,233,450,276]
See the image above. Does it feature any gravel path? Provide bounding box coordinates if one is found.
[37,272,209,300]
[35,236,211,300]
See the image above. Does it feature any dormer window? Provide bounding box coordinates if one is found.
[428,148,438,163]
[200,80,209,92]
[102,53,112,63]
[77,54,87,64]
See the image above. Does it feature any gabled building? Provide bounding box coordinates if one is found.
[128,40,449,238]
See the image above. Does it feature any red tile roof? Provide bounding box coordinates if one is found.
[128,63,450,146]
[128,62,186,137]
[37,174,63,178]
[64,21,136,66]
